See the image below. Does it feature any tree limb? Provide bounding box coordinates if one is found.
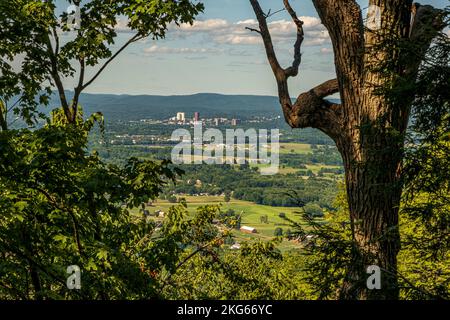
[249,0,341,137]
[52,26,59,57]
[44,34,70,120]
[265,8,286,19]
[72,57,86,122]
[34,185,84,256]
[245,26,261,34]
[81,33,142,91]
[249,0,285,82]
[290,79,341,138]
[283,0,304,77]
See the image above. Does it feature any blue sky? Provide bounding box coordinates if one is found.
[58,0,448,96]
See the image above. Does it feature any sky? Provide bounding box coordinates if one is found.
[56,0,449,96]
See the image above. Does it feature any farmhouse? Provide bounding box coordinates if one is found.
[240,226,257,234]
[230,243,241,250]
[155,210,165,218]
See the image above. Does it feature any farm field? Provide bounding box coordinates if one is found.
[132,195,309,252]
[278,143,312,154]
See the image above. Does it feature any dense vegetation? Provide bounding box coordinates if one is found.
[166,164,337,211]
[0,0,448,301]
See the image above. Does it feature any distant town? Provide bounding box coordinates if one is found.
[109,112,281,145]
[136,111,280,126]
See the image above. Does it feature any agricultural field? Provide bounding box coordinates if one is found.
[132,195,309,252]
[278,143,312,154]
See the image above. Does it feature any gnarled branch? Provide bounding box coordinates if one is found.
[283,0,304,77]
[290,79,341,140]
[249,0,340,137]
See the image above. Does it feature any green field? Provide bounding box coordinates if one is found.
[133,195,307,252]
[130,141,339,251]
[305,164,342,174]
[278,143,312,154]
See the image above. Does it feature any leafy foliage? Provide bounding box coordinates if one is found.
[398,24,450,300]
[0,0,204,125]
[0,116,228,299]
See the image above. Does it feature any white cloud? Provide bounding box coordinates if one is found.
[114,14,330,48]
[170,17,330,47]
[179,19,229,32]
[114,18,132,33]
[143,45,223,55]
[136,16,330,56]
[214,35,261,45]
[320,47,333,55]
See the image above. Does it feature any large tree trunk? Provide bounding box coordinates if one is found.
[249,0,442,299]
[338,134,403,299]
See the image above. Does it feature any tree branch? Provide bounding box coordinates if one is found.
[249,0,285,79]
[283,0,304,77]
[249,0,341,138]
[71,57,85,122]
[44,34,70,120]
[265,8,286,19]
[52,26,59,57]
[245,26,261,34]
[81,33,142,91]
[7,97,23,113]
[34,185,84,256]
[289,79,341,139]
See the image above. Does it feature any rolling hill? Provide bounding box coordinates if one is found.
[44,92,285,121]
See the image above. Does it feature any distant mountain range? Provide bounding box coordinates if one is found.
[44,92,287,121]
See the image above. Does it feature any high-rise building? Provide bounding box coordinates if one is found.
[214,118,220,126]
[176,112,185,122]
[194,112,200,122]
[231,118,240,126]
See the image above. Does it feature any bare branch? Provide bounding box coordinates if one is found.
[283,0,304,77]
[249,0,284,78]
[71,57,85,122]
[7,97,23,113]
[52,26,59,56]
[265,8,285,19]
[249,0,341,137]
[245,26,261,34]
[289,79,341,139]
[44,33,70,119]
[310,78,340,98]
[82,33,142,91]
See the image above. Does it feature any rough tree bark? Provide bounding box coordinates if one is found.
[249,0,443,299]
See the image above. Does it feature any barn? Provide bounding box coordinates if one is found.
[240,226,257,234]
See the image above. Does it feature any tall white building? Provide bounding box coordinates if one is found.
[176,112,185,122]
